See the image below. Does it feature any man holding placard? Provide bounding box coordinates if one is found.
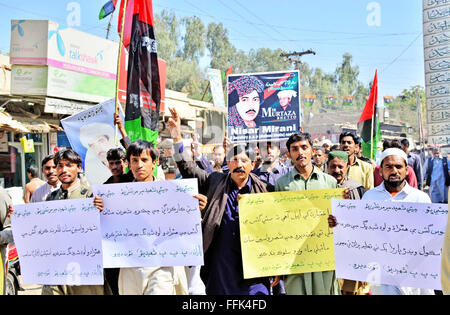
[41,148,111,295]
[110,140,190,295]
[169,107,272,295]
[361,147,434,295]
[275,132,346,295]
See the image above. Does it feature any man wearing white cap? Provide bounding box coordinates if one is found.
[362,147,434,295]
[79,122,117,185]
[274,89,297,111]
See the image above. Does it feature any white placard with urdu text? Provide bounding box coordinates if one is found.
[93,178,203,268]
[11,198,104,285]
[332,199,447,290]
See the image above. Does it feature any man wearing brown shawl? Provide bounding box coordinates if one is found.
[168,107,273,295]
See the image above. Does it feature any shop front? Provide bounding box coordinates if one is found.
[0,111,63,205]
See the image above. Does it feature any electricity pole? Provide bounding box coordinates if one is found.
[280,50,317,126]
[280,50,316,66]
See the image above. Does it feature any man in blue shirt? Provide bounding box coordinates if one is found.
[423,147,450,203]
[169,107,271,295]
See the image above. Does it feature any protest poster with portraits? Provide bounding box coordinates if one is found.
[227,70,301,143]
[61,98,125,186]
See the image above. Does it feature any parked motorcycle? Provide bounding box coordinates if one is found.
[5,244,21,295]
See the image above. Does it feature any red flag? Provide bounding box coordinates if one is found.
[118,0,135,48]
[225,66,233,77]
[358,70,381,159]
[358,70,378,124]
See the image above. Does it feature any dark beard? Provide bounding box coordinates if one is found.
[385,178,405,188]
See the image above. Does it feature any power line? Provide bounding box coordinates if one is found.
[380,33,422,73]
[181,0,267,46]
[154,4,419,37]
[230,0,293,42]
[0,2,112,36]
[215,0,278,42]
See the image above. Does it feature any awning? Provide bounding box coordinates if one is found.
[22,121,63,133]
[0,111,64,134]
[0,111,29,133]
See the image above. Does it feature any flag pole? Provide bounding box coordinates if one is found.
[370,72,377,161]
[106,11,114,40]
[114,0,128,146]
[201,82,210,101]
[370,112,374,160]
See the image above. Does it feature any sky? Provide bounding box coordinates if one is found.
[0,0,426,105]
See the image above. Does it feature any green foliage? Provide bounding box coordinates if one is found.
[154,10,181,61]
[206,22,237,72]
[181,16,206,62]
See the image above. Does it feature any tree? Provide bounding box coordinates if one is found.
[335,53,359,97]
[246,48,292,73]
[181,16,206,62]
[154,10,180,61]
[154,11,208,99]
[335,53,369,109]
[151,11,401,114]
[206,22,236,72]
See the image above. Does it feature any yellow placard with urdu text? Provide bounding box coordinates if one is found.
[239,188,344,279]
[0,254,3,295]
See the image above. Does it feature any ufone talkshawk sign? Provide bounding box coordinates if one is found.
[227,70,302,143]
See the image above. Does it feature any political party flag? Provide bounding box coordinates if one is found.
[326,95,335,105]
[304,94,316,107]
[121,0,161,145]
[99,0,117,20]
[358,70,381,159]
[343,96,353,106]
[118,0,135,50]
[383,96,394,107]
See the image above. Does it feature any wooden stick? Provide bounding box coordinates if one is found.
[114,0,128,146]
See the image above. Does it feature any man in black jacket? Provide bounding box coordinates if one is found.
[168,107,272,295]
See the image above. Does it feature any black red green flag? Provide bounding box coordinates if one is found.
[358,70,381,159]
[119,0,160,145]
